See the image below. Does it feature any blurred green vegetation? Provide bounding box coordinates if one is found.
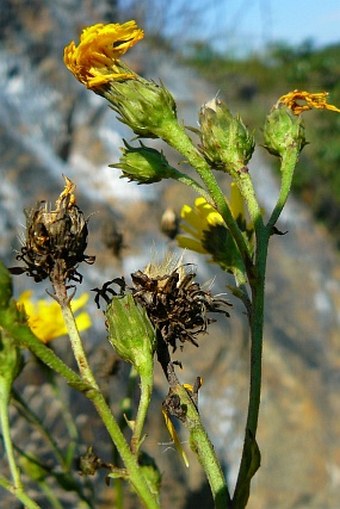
[182,40,340,245]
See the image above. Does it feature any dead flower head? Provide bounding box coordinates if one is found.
[130,260,231,351]
[13,177,94,284]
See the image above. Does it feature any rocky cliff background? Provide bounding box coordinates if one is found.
[0,1,339,508]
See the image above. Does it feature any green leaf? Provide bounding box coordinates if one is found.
[232,429,261,508]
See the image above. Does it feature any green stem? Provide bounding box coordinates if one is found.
[160,122,252,267]
[0,384,22,490]
[0,474,41,509]
[173,384,231,508]
[131,366,154,455]
[0,314,86,391]
[232,223,269,507]
[60,303,99,389]
[232,145,299,506]
[234,171,264,232]
[86,388,160,509]
[174,171,212,203]
[267,148,300,229]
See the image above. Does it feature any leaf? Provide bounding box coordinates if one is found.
[232,429,261,508]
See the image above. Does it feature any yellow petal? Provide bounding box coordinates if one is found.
[64,21,144,89]
[176,235,207,254]
[17,291,92,343]
[162,409,189,468]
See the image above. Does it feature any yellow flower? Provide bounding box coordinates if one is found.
[176,196,224,254]
[17,291,91,343]
[278,90,340,115]
[64,21,144,89]
[177,189,246,253]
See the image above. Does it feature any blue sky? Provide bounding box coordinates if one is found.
[182,0,340,54]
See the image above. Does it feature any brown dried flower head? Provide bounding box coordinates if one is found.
[14,177,94,283]
[130,260,231,351]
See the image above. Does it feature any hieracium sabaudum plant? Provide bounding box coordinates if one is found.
[0,20,339,509]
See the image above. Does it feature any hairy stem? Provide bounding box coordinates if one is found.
[131,366,154,455]
[172,383,232,508]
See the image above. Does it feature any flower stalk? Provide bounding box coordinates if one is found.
[169,380,232,508]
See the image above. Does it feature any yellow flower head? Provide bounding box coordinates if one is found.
[278,90,340,115]
[64,21,144,89]
[176,196,224,254]
[17,291,91,344]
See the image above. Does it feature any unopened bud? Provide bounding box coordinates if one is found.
[105,292,156,377]
[106,77,177,138]
[199,98,255,176]
[111,141,180,184]
[263,104,306,158]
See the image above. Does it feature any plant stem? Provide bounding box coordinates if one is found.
[0,384,22,490]
[267,148,300,228]
[131,366,154,454]
[234,171,264,232]
[59,302,99,388]
[0,474,41,509]
[232,144,300,506]
[232,223,269,507]
[39,479,64,509]
[172,383,232,508]
[173,170,213,203]
[86,388,160,509]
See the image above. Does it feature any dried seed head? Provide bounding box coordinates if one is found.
[130,263,231,351]
[14,177,94,284]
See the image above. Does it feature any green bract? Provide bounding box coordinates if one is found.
[199,98,255,176]
[105,76,177,138]
[105,292,156,377]
[263,104,306,158]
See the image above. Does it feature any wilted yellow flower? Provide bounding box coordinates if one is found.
[17,291,91,343]
[278,90,340,115]
[64,21,144,89]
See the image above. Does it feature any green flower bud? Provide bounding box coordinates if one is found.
[105,76,177,138]
[263,104,306,158]
[105,292,156,377]
[199,98,255,176]
[110,140,181,184]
